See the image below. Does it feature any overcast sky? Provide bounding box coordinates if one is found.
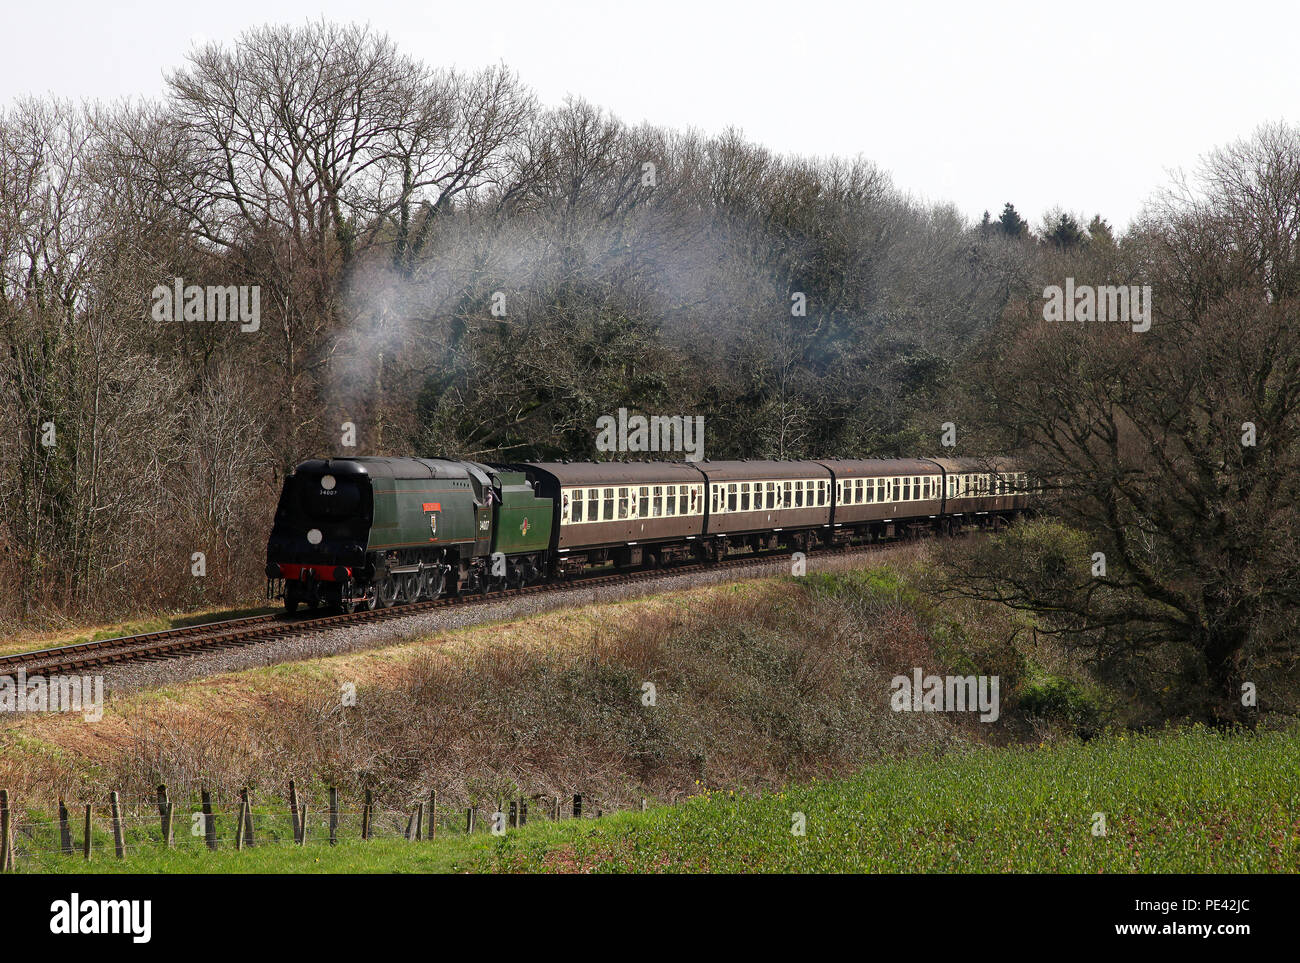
[6,0,1295,231]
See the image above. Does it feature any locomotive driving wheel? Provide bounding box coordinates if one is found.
[420,566,445,600]
[375,574,399,608]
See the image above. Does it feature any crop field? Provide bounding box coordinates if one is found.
[18,726,1297,874]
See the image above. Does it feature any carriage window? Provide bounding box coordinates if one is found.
[862,478,872,503]
[902,477,911,501]
[639,486,650,516]
[602,488,614,520]
[727,483,738,512]
[652,485,663,517]
[680,487,689,515]
[764,482,773,509]
[852,479,862,504]
[782,481,791,507]
[664,485,676,516]
[818,481,826,506]
[572,489,584,523]
[617,488,629,519]
[712,487,720,513]
[740,483,750,512]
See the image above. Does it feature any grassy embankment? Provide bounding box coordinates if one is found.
[17,725,1299,873]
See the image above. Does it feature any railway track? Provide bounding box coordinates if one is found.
[0,540,903,679]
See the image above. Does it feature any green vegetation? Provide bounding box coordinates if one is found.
[19,726,1298,873]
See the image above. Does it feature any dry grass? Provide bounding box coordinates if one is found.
[0,550,1020,812]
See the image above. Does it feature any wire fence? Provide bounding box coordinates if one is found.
[0,784,640,868]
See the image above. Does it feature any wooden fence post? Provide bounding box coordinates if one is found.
[573,793,582,819]
[58,799,72,855]
[83,804,92,860]
[414,803,423,841]
[328,787,338,846]
[361,789,372,841]
[156,785,168,838]
[240,789,254,847]
[157,785,174,848]
[163,800,175,848]
[520,799,528,826]
[509,800,518,829]
[0,789,11,872]
[427,790,437,839]
[297,804,307,844]
[288,779,301,844]
[465,807,475,834]
[236,798,248,851]
[641,797,648,812]
[200,788,217,851]
[110,791,126,859]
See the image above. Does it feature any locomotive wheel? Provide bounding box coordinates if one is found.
[400,573,419,604]
[376,575,399,608]
[421,567,445,600]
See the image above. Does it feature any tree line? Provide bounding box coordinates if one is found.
[1,22,1295,724]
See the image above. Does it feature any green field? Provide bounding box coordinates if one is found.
[14,725,1298,873]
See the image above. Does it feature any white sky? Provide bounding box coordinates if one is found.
[5,0,1295,231]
